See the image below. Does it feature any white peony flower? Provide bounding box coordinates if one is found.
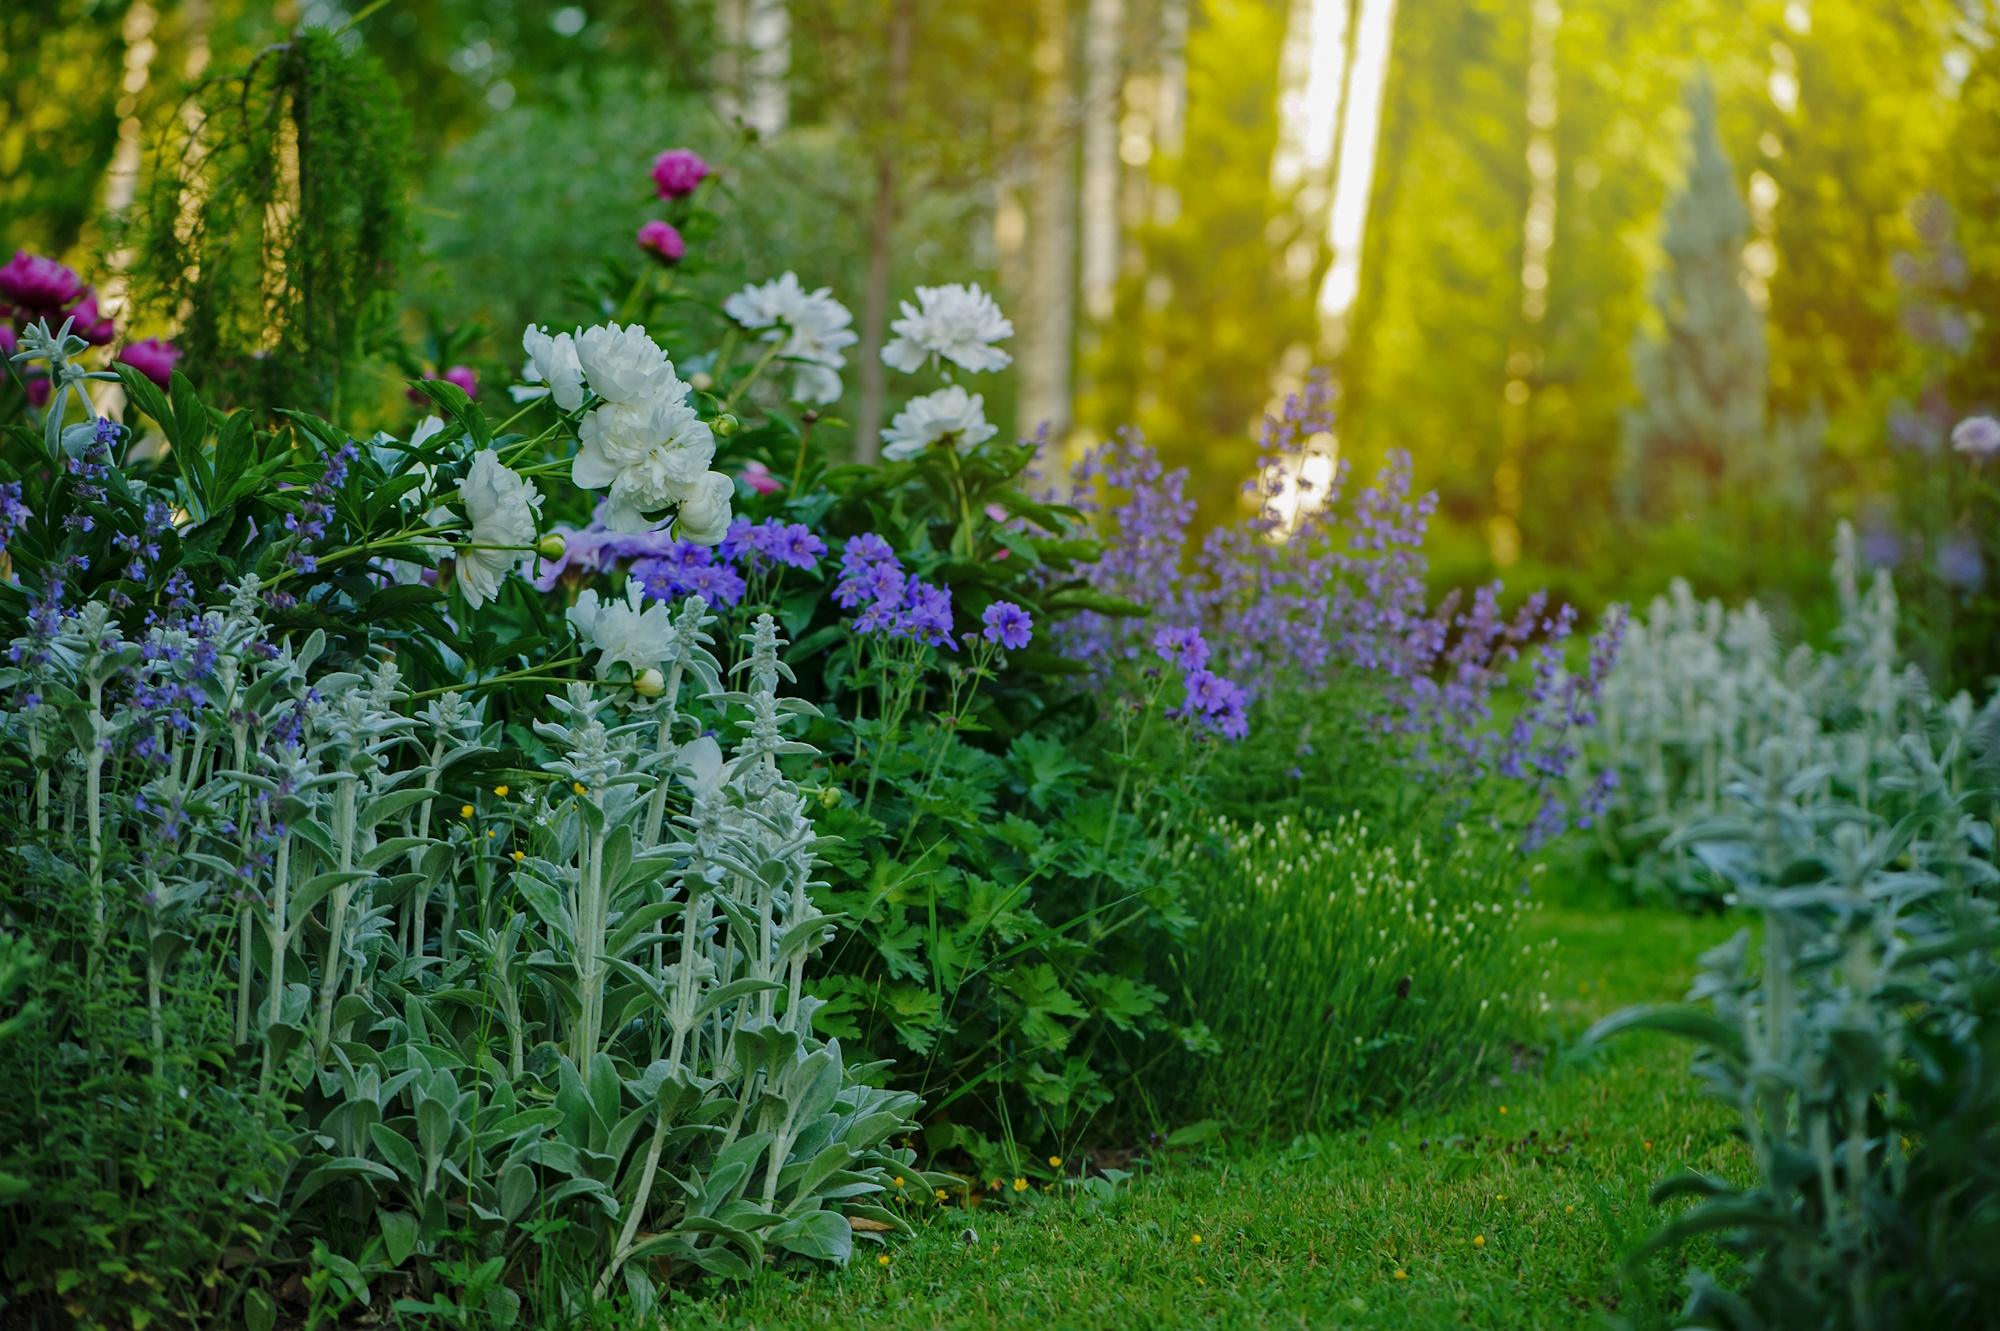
[881,283,1014,375]
[574,322,676,405]
[723,272,858,405]
[674,470,736,546]
[521,325,586,411]
[880,385,1000,462]
[567,582,676,680]
[574,390,715,533]
[455,449,543,608]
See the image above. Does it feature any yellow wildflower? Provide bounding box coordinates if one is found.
[494,784,509,797]
[573,781,586,795]
[877,1255,889,1267]
[1048,1155,1062,1168]
[460,804,474,818]
[1393,1270,1407,1280]
[1473,1235,1485,1249]
[1191,1234,1202,1244]
[1012,1177,1027,1192]
[511,850,525,863]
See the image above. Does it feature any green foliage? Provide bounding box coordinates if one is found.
[127,30,412,417]
[0,0,129,258]
[0,847,287,1328]
[1144,812,1535,1137]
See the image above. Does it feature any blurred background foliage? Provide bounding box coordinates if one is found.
[8,0,2000,671]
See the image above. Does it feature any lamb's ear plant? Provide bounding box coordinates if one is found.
[1582,520,1922,908]
[1584,677,2000,1328]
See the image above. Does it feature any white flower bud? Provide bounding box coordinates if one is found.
[632,667,667,697]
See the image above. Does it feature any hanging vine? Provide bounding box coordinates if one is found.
[126,29,410,417]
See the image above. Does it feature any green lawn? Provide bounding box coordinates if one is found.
[678,903,1748,1330]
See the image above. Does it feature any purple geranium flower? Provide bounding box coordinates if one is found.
[679,559,746,607]
[1152,624,1209,673]
[981,600,1033,650]
[773,522,826,571]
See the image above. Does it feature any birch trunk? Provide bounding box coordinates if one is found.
[1078,0,1124,324]
[1018,0,1077,452]
[853,0,917,463]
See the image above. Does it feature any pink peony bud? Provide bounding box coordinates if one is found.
[64,289,116,345]
[738,460,783,495]
[116,337,182,388]
[637,219,686,265]
[650,149,711,200]
[0,250,85,315]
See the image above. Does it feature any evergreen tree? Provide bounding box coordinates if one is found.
[1620,73,1767,517]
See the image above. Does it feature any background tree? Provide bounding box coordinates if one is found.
[1619,74,1767,522]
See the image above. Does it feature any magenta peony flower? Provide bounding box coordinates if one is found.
[0,250,85,315]
[636,219,686,265]
[407,365,479,404]
[0,324,16,356]
[738,460,783,495]
[650,148,711,200]
[64,289,116,345]
[116,337,182,388]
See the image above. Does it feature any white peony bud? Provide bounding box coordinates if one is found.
[674,470,736,546]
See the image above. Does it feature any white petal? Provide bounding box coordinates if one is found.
[571,434,619,490]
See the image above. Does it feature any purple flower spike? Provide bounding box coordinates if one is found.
[982,601,1033,650]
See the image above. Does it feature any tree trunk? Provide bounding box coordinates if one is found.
[853,0,917,464]
[1019,0,1077,453]
[1078,0,1124,324]
[717,0,791,137]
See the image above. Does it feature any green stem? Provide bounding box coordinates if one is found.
[790,415,817,494]
[723,339,786,416]
[407,657,585,701]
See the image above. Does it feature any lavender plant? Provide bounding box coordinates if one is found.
[1059,381,1618,848]
[1151,812,1544,1136]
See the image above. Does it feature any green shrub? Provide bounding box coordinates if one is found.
[1143,812,1537,1138]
